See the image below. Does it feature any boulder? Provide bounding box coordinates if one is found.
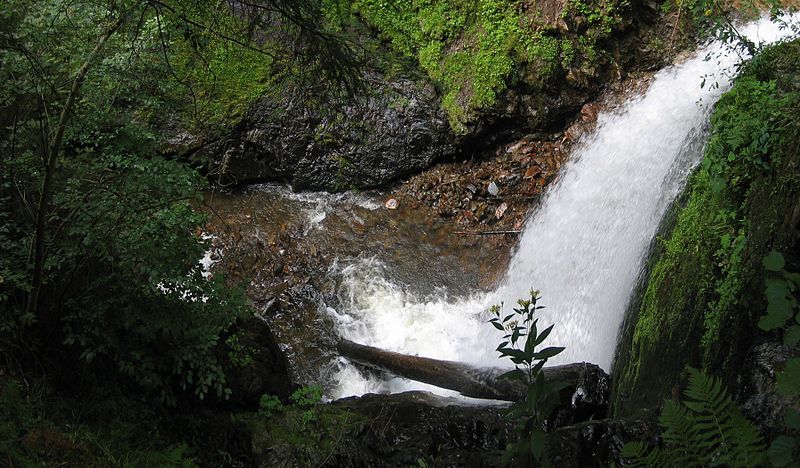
[247,391,656,467]
[202,70,459,191]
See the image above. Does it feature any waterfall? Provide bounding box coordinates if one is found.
[327,16,798,399]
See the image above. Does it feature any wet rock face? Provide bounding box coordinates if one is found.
[225,317,294,406]
[547,417,658,466]
[739,342,800,439]
[206,71,458,191]
[198,1,665,192]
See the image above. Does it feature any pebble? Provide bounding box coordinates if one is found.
[495,202,508,220]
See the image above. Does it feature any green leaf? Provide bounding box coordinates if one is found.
[491,321,505,331]
[534,324,554,346]
[535,346,564,360]
[785,409,800,430]
[763,251,786,272]
[768,436,798,467]
[765,277,791,301]
[759,311,792,331]
[531,429,545,460]
[709,175,726,192]
[785,325,800,347]
[501,369,525,381]
[759,279,794,330]
[785,272,800,285]
[524,333,535,355]
[777,358,800,397]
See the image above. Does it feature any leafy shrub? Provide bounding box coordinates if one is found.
[0,0,259,405]
[760,251,800,465]
[258,394,283,418]
[290,385,324,428]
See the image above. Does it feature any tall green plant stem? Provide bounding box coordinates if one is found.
[25,16,123,322]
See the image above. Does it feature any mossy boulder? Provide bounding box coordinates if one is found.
[205,68,459,191]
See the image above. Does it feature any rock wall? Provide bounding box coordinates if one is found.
[198,1,669,191]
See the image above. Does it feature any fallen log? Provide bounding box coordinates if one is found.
[337,339,609,417]
[338,339,525,401]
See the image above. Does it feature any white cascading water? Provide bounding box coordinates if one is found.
[327,16,799,399]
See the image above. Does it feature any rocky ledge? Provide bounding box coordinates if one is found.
[245,391,656,467]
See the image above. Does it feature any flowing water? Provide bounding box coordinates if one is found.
[327,16,799,399]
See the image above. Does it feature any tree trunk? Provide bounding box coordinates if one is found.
[25,18,122,321]
[337,339,610,408]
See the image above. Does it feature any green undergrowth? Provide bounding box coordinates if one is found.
[351,0,630,133]
[0,373,361,467]
[612,38,800,416]
[0,378,197,467]
[243,389,369,466]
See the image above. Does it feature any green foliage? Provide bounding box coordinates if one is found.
[226,331,258,369]
[701,77,783,195]
[290,385,324,428]
[290,385,324,407]
[0,0,275,405]
[489,291,565,465]
[256,385,323,428]
[758,250,800,465]
[758,251,800,344]
[768,408,800,466]
[770,433,800,467]
[0,379,197,466]
[258,394,283,417]
[622,368,765,467]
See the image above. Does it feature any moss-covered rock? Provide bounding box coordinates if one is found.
[203,66,459,191]
[612,39,800,417]
[202,1,669,191]
[353,0,640,133]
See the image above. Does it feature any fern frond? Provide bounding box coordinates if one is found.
[620,440,664,467]
[646,368,766,467]
[660,400,707,465]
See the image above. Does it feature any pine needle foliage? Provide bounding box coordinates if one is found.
[622,368,765,467]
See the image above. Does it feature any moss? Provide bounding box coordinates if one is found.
[170,21,276,137]
[353,0,629,132]
[612,39,800,416]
